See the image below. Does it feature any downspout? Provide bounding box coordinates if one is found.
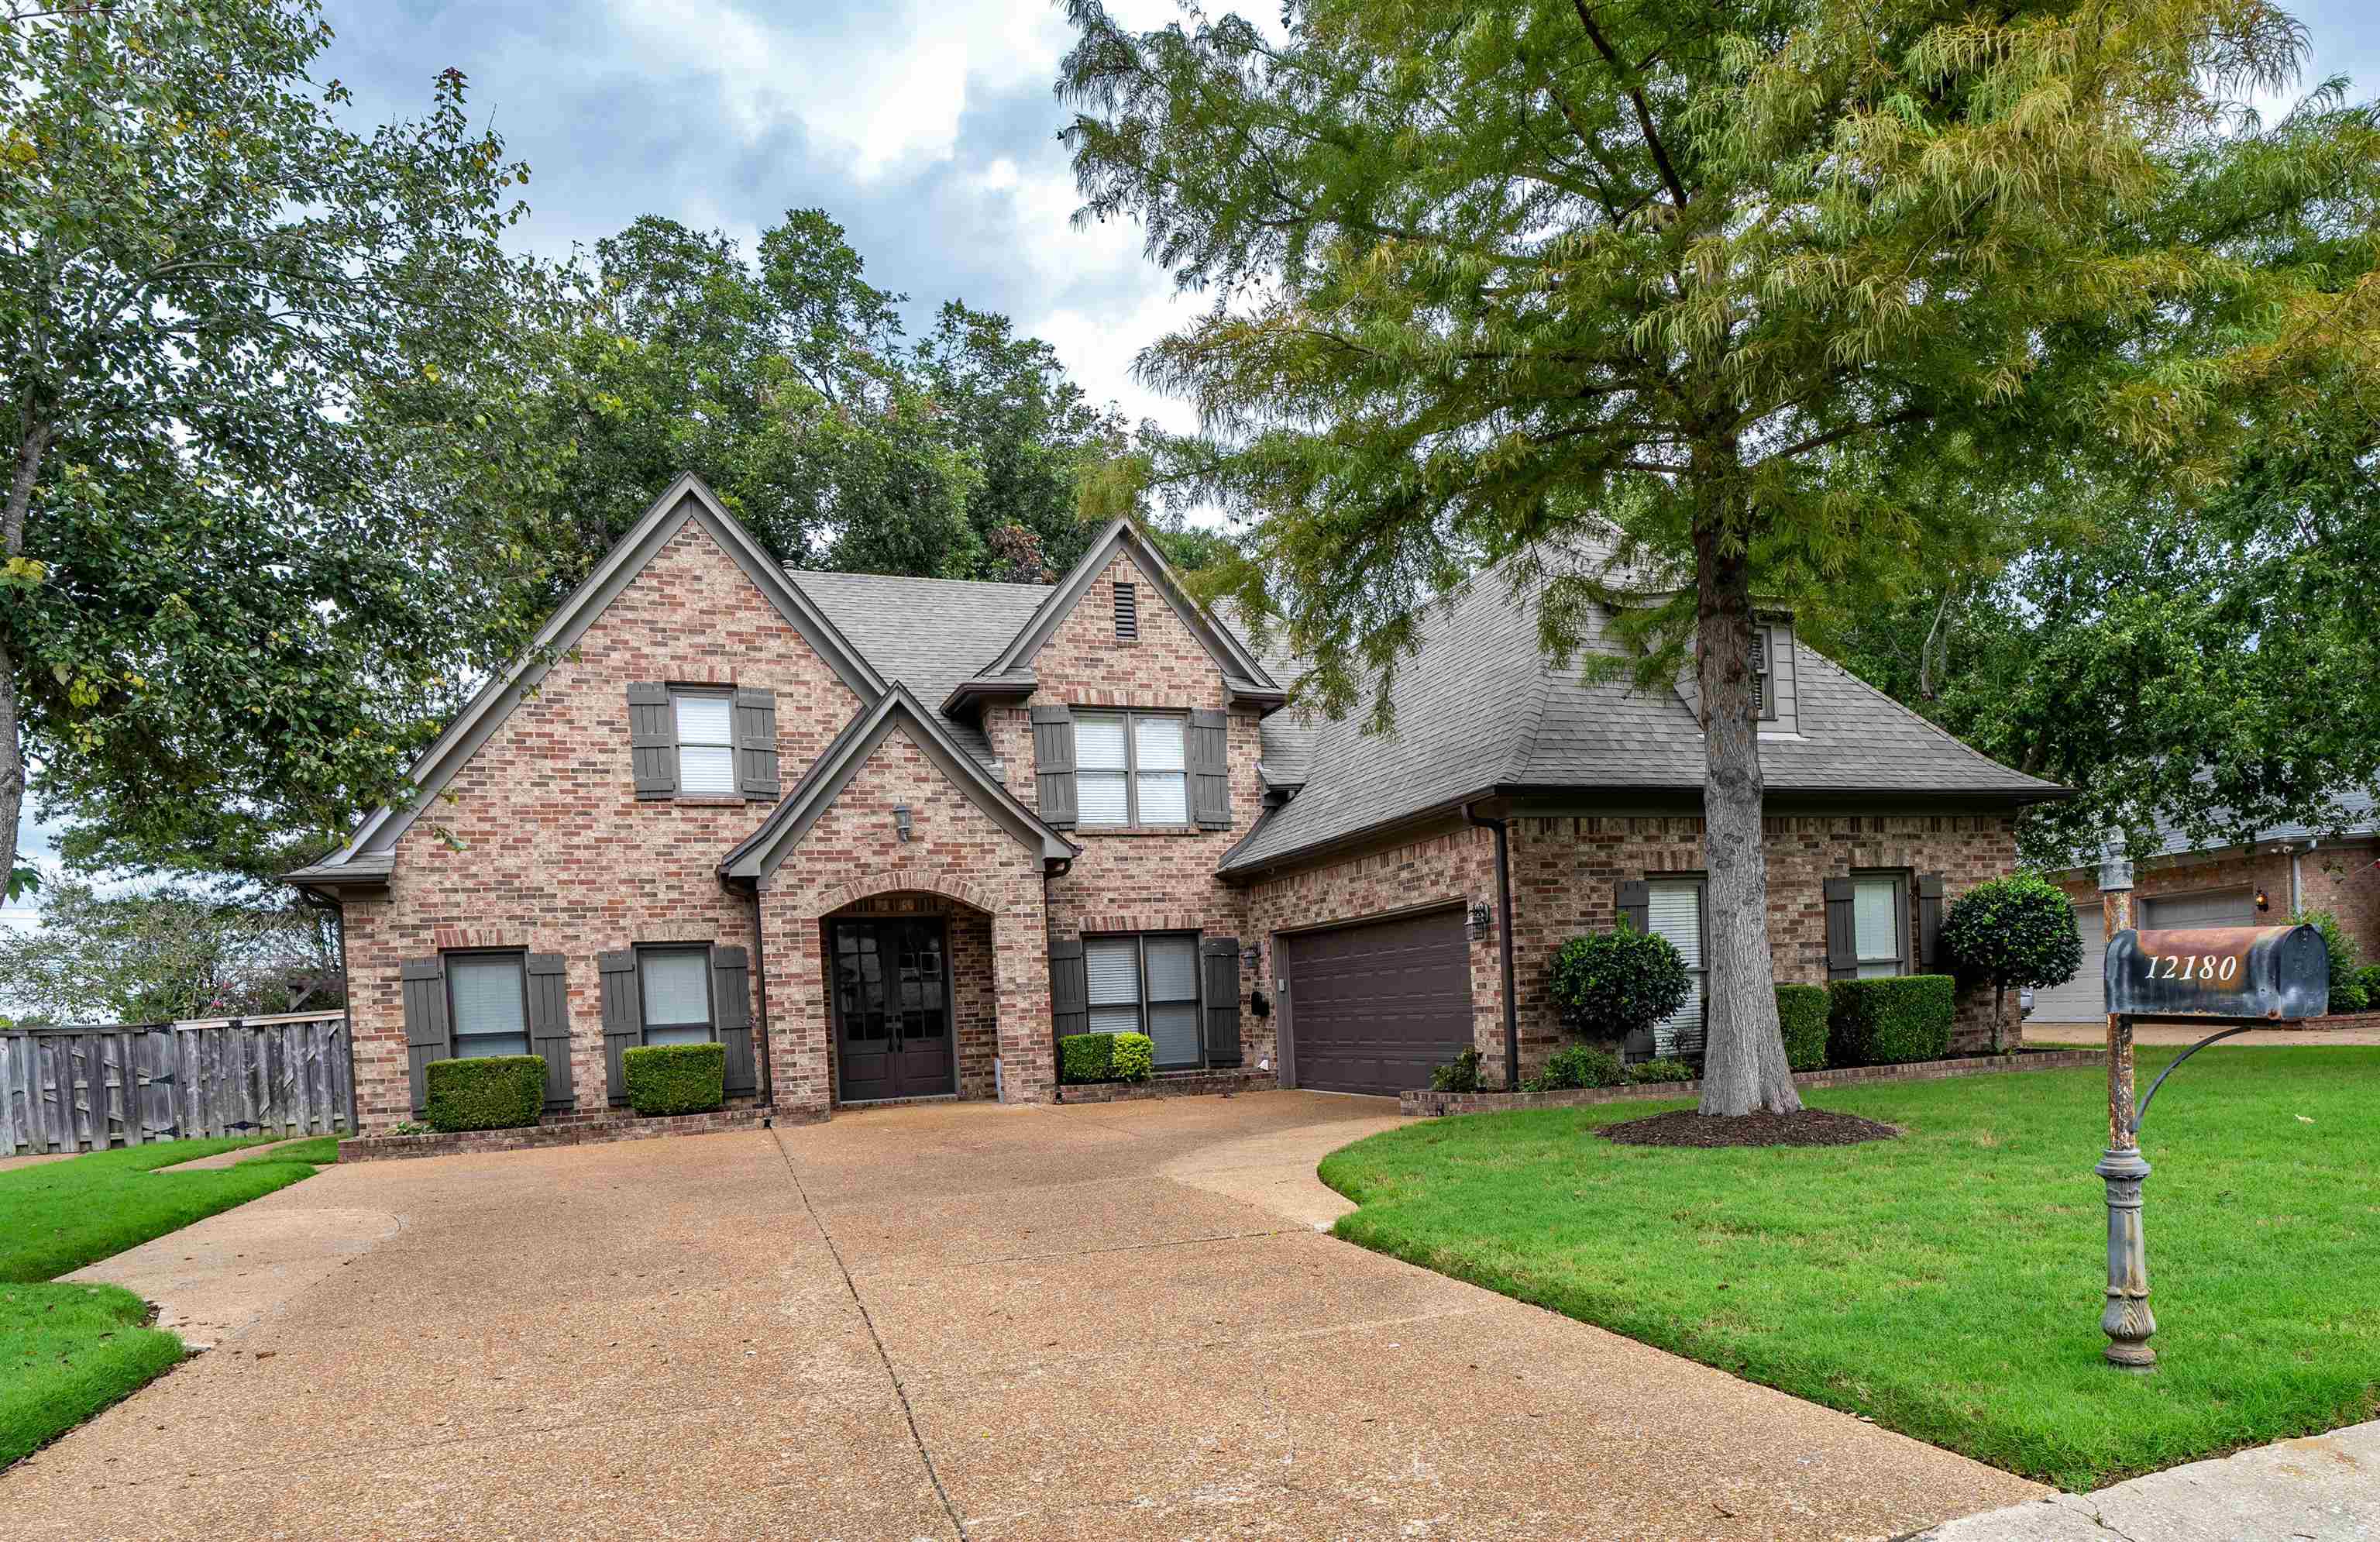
[1042,855,1074,1102]
[1463,803,1520,1093]
[742,878,774,1120]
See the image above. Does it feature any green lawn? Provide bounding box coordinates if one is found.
[2,1136,328,1467]
[1319,1048,2380,1492]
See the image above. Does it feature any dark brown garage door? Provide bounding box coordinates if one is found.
[1281,907,1474,1096]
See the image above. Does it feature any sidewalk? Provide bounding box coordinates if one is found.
[1914,1420,2379,1540]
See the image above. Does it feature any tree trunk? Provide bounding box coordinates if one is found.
[1693,484,1803,1117]
[0,417,50,901]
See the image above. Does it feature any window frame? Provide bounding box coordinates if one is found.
[1849,869,1911,977]
[635,942,718,1047]
[1642,874,1709,1058]
[1071,708,1191,829]
[444,948,531,1061]
[670,687,738,797]
[1082,929,1206,1070]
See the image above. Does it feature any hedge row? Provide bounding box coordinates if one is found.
[1058,1031,1154,1085]
[425,1056,544,1133]
[624,1042,726,1116]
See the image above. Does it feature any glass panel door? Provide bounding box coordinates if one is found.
[834,919,955,1101]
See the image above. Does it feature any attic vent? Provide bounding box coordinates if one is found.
[1750,628,1769,718]
[1114,582,1138,640]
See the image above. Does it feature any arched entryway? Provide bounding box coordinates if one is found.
[820,888,999,1103]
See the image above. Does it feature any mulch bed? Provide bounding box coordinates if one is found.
[1599,1108,1901,1148]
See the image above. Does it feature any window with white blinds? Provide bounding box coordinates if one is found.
[1083,932,1205,1069]
[1646,881,1705,1058]
[674,692,736,795]
[1072,711,1188,828]
[1853,875,1907,977]
[639,947,714,1046]
[449,954,530,1058]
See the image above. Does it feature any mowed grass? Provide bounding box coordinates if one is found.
[2,1137,327,1466]
[1319,1048,2380,1492]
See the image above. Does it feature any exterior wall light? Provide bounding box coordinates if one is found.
[1241,942,1261,969]
[1469,900,1494,937]
[893,804,913,842]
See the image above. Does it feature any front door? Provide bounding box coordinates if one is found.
[832,918,957,1101]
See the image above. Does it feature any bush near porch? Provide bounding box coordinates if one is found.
[1827,974,1955,1065]
[1319,1048,2380,1492]
[624,1042,725,1116]
[425,1055,545,1132]
[1058,1031,1154,1084]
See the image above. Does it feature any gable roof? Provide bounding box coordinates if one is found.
[971,516,1282,707]
[1216,560,2068,876]
[784,570,1051,762]
[719,683,1077,880]
[307,474,885,878]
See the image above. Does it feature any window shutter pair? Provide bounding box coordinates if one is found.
[1047,936,1088,1039]
[1615,879,1650,934]
[1030,705,1078,828]
[625,683,779,799]
[399,953,574,1115]
[1188,710,1232,830]
[1201,937,1243,1066]
[1915,874,1946,969]
[1823,877,1859,980]
[597,946,756,1105]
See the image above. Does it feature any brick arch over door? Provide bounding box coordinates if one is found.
[811,870,999,917]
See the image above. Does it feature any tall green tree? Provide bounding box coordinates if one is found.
[1061,0,2380,1113]
[0,877,340,1025]
[0,0,530,884]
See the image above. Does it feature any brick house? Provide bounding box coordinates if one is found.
[2031,796,2380,1025]
[288,473,2065,1135]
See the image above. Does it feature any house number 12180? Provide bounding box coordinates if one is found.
[2150,953,2239,982]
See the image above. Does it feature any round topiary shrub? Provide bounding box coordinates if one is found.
[1549,922,1693,1045]
[1939,873,2083,1052]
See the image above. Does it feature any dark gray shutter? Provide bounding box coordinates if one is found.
[1030,704,1077,828]
[713,945,756,1096]
[628,683,676,799]
[734,688,780,799]
[1916,873,1946,969]
[1188,709,1232,830]
[599,949,642,1107]
[1202,937,1243,1066]
[1824,876,1859,979]
[524,953,574,1111]
[399,957,449,1117]
[1048,935,1087,1039]
[1616,879,1649,934]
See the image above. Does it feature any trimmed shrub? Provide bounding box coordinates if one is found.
[1776,983,1829,1071]
[1940,873,2083,1051]
[2292,909,2367,1014]
[1522,1043,1624,1093]
[624,1042,725,1116]
[2356,964,2380,1013]
[1058,1032,1113,1084]
[1625,1057,1697,1086]
[425,1055,544,1133]
[1109,1032,1154,1082]
[1429,1045,1486,1093]
[1548,922,1693,1043]
[1827,976,1955,1066]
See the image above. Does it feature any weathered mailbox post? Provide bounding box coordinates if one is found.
[2093,868,2328,1371]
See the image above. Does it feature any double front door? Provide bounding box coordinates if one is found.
[832,918,957,1101]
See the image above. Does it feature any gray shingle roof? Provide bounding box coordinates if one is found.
[1216,563,2065,875]
[785,570,1051,760]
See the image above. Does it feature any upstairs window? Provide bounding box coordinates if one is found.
[447,952,530,1059]
[674,691,736,795]
[1074,711,1188,827]
[1114,581,1138,640]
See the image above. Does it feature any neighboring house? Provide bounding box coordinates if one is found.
[288,473,2066,1136]
[2033,795,2380,1025]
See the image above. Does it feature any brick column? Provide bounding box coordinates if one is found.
[993,889,1057,1103]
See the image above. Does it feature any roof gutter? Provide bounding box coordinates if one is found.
[1463,801,1521,1094]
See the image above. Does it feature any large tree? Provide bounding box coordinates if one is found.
[0,0,530,885]
[1061,0,2380,1113]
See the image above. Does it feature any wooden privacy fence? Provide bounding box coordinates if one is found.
[0,1012,352,1156]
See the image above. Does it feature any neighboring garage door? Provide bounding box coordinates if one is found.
[2141,888,2258,930]
[2031,905,2107,1023]
[1280,907,1474,1096]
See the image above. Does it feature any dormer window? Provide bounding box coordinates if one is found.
[1114,582,1138,640]
[1751,629,1772,720]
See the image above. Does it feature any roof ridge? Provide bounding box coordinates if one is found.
[784,566,1055,595]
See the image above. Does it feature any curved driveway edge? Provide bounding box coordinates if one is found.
[4,1090,2044,1539]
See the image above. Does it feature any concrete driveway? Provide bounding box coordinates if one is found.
[4,1092,2041,1539]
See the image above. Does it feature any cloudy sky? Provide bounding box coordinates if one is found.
[8,0,2375,917]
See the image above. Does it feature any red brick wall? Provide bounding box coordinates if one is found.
[757,721,1052,1116]
[339,521,865,1134]
[983,546,1264,1057]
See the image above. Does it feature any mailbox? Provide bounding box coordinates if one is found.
[2103,924,2329,1021]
